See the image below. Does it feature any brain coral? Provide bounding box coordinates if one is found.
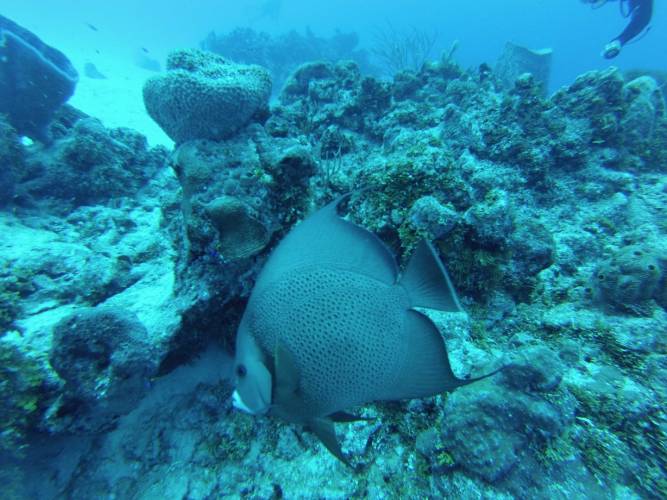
[143,49,271,143]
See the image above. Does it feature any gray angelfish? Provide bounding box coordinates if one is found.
[232,194,498,465]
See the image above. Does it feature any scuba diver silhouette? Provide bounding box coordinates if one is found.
[581,0,654,58]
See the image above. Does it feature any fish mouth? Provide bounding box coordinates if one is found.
[232,390,261,414]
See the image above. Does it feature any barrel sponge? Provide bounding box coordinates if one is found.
[0,15,78,141]
[143,49,272,143]
[593,245,664,313]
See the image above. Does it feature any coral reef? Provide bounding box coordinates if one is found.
[0,106,183,458]
[201,27,374,96]
[0,332,59,455]
[0,117,24,205]
[19,116,166,207]
[49,307,160,433]
[167,129,318,368]
[1,39,666,499]
[143,49,272,144]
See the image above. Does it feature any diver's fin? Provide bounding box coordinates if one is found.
[310,417,351,467]
[399,240,462,312]
[329,411,374,423]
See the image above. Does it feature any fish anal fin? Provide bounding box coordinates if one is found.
[310,417,351,467]
[329,411,374,423]
[399,240,462,312]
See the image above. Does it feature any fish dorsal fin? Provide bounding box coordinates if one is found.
[254,195,397,294]
[391,309,470,400]
[399,240,462,312]
[309,417,351,467]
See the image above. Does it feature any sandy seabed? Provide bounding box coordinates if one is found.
[68,60,173,149]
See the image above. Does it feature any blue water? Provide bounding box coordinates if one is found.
[4,0,667,91]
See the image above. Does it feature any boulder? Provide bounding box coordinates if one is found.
[0,14,78,141]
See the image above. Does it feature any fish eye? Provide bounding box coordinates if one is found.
[236,364,247,378]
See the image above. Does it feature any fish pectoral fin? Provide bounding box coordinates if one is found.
[274,342,300,400]
[309,417,351,467]
[272,342,310,420]
[399,240,462,312]
[329,410,375,423]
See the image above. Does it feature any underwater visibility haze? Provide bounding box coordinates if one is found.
[0,0,666,498]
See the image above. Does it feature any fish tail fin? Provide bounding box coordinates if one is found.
[392,310,503,399]
[459,365,505,385]
[399,240,462,312]
[394,310,467,397]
